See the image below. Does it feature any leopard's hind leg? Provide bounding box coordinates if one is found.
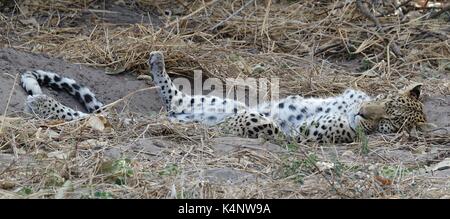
[219,110,282,141]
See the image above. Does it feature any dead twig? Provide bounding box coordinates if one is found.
[210,0,255,31]
[356,0,403,57]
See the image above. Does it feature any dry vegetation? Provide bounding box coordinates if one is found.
[0,0,449,199]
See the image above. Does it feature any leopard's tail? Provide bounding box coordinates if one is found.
[20,70,103,113]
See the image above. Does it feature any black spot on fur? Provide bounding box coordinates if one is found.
[338,105,342,110]
[178,99,183,105]
[301,108,307,113]
[296,114,303,120]
[267,129,273,135]
[288,105,296,111]
[74,92,82,102]
[43,75,51,85]
[72,84,80,90]
[347,132,352,139]
[190,98,195,105]
[207,116,216,121]
[84,94,93,103]
[250,118,258,123]
[316,107,323,112]
[313,130,318,136]
[350,94,354,98]
[61,83,73,93]
[246,122,251,126]
[49,83,61,90]
[303,128,310,136]
[288,115,295,122]
[325,108,331,113]
[248,130,254,136]
[53,75,61,82]
[278,103,284,108]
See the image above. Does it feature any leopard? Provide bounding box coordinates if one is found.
[148,51,435,143]
[20,51,435,144]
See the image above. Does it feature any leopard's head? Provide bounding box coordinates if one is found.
[357,83,436,134]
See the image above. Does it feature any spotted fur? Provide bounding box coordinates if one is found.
[20,70,103,120]
[149,51,431,143]
[149,51,279,139]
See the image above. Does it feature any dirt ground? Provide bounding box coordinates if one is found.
[0,0,449,199]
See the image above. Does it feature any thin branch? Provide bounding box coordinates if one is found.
[210,0,255,31]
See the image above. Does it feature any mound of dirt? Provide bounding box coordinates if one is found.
[0,48,164,116]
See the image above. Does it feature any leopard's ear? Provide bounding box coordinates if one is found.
[416,122,438,132]
[401,83,423,100]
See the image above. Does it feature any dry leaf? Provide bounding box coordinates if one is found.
[87,115,111,132]
[45,129,60,139]
[374,175,392,186]
[0,180,16,189]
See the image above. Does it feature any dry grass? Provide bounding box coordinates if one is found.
[0,0,449,199]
